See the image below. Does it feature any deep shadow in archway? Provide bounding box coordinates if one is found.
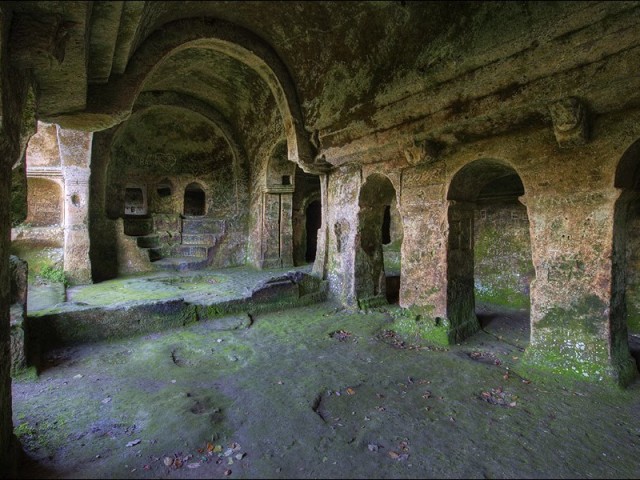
[613,139,640,373]
[305,200,321,262]
[447,159,533,344]
[184,183,206,216]
[356,174,402,306]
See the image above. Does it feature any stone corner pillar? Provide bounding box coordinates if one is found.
[58,127,93,285]
[522,188,637,387]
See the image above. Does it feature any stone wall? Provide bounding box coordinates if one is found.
[321,107,640,385]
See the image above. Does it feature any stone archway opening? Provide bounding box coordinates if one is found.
[184,183,206,216]
[355,174,402,307]
[447,159,533,345]
[613,139,640,371]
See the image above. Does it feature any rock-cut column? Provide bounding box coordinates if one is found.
[57,127,93,285]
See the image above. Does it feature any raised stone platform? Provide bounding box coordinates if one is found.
[26,266,327,361]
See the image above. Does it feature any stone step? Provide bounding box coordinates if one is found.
[181,233,216,246]
[181,217,225,235]
[152,257,210,272]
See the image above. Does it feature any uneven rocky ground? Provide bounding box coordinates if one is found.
[12,300,640,479]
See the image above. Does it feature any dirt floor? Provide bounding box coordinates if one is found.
[11,296,640,479]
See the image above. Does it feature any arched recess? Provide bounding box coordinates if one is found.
[132,93,249,216]
[446,159,534,344]
[355,173,402,307]
[52,18,326,173]
[613,139,640,370]
[105,103,247,220]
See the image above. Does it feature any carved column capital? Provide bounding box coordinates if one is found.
[403,139,444,166]
[549,97,589,148]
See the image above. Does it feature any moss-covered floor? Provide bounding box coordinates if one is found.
[12,298,640,479]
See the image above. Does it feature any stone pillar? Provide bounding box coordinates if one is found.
[398,167,448,319]
[0,162,14,478]
[57,127,93,285]
[523,188,636,385]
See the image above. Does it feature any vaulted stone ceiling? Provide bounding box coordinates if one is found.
[9,1,640,167]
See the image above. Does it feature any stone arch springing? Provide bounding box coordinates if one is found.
[355,173,402,307]
[446,159,534,343]
[613,139,640,371]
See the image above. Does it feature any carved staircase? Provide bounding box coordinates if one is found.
[124,214,226,271]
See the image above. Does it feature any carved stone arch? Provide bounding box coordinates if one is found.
[50,18,326,173]
[106,103,246,219]
[445,157,533,344]
[134,91,247,175]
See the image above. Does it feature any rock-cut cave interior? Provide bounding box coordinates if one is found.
[2,1,640,478]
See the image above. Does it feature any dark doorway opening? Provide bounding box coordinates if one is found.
[305,200,321,262]
[184,183,205,216]
[382,205,391,245]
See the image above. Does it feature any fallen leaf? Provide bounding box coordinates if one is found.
[206,442,214,452]
[125,439,141,447]
[224,469,232,476]
[163,457,174,467]
[522,380,532,384]
[346,388,355,395]
[388,451,400,459]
